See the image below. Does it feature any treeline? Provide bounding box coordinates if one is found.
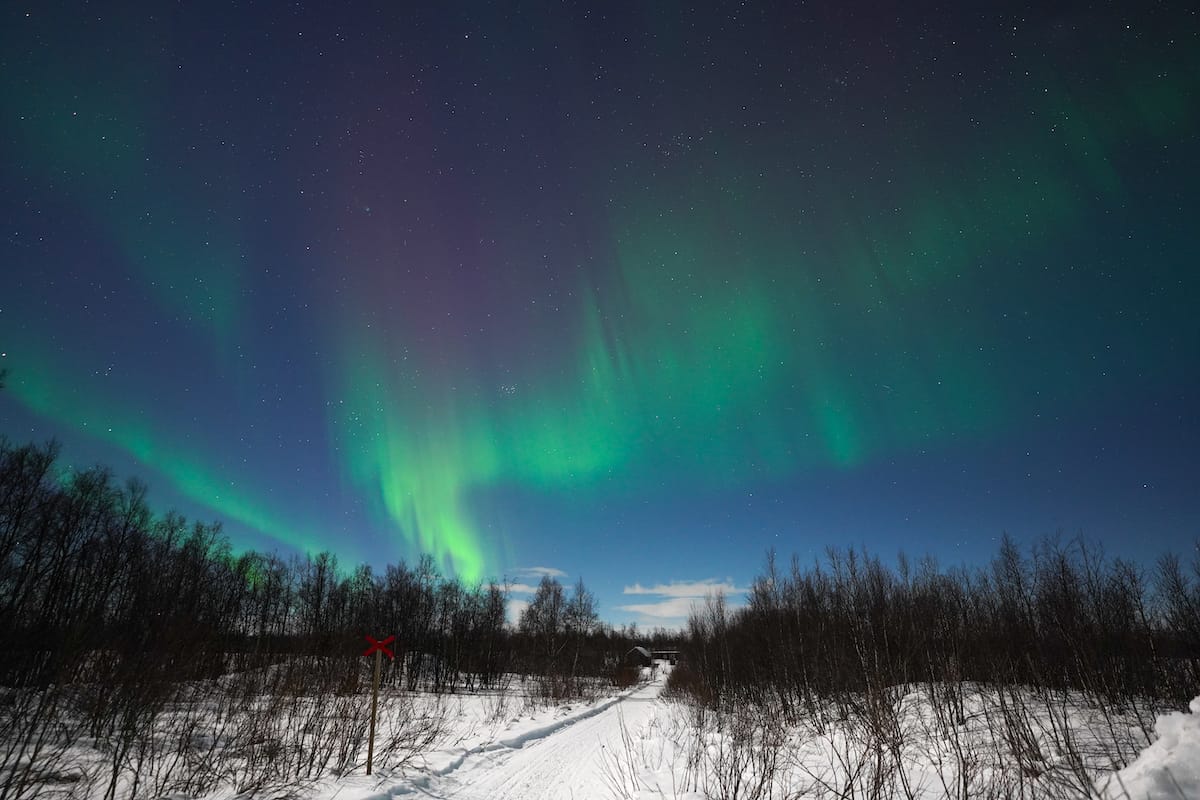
[0,437,662,798]
[665,543,1200,799]
[0,437,660,691]
[677,539,1200,715]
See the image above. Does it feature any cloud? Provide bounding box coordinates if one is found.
[513,566,567,578]
[507,599,530,626]
[505,582,539,594]
[616,597,705,619]
[622,579,747,597]
[615,578,748,624]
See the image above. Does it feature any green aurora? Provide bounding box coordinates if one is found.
[2,5,1196,581]
[323,43,1197,580]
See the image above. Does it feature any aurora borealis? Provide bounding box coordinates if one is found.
[1,2,1197,623]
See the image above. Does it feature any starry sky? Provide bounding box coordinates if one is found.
[1,2,1197,626]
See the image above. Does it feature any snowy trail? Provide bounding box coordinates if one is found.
[412,679,662,800]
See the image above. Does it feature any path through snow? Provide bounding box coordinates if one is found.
[405,678,662,800]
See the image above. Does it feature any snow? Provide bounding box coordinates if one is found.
[207,678,1200,800]
[324,670,665,800]
[1096,696,1200,800]
[9,664,1197,799]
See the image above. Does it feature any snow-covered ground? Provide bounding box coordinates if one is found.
[276,666,1200,800]
[609,682,1200,800]
[6,663,1197,798]
[314,670,666,800]
[1096,696,1200,800]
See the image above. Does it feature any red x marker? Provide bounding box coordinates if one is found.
[363,634,395,660]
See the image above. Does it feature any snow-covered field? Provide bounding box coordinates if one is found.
[5,663,1197,799]
[296,670,664,800]
[612,689,1200,800]
[276,664,1199,800]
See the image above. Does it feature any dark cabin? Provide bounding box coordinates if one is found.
[626,646,653,667]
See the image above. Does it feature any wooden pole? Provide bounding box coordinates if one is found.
[367,648,381,775]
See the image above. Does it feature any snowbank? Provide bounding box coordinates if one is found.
[1097,696,1200,800]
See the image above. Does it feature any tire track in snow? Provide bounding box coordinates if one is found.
[409,680,662,800]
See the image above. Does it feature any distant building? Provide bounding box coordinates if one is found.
[626,646,652,667]
[653,649,679,665]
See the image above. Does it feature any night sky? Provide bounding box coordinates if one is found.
[2,2,1197,626]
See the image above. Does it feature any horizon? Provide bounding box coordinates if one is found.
[2,433,1190,633]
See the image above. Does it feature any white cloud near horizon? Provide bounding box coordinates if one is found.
[622,579,748,597]
[507,599,530,626]
[505,582,539,594]
[617,597,704,619]
[615,578,748,623]
[513,566,567,579]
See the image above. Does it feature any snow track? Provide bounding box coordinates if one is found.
[395,680,662,800]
